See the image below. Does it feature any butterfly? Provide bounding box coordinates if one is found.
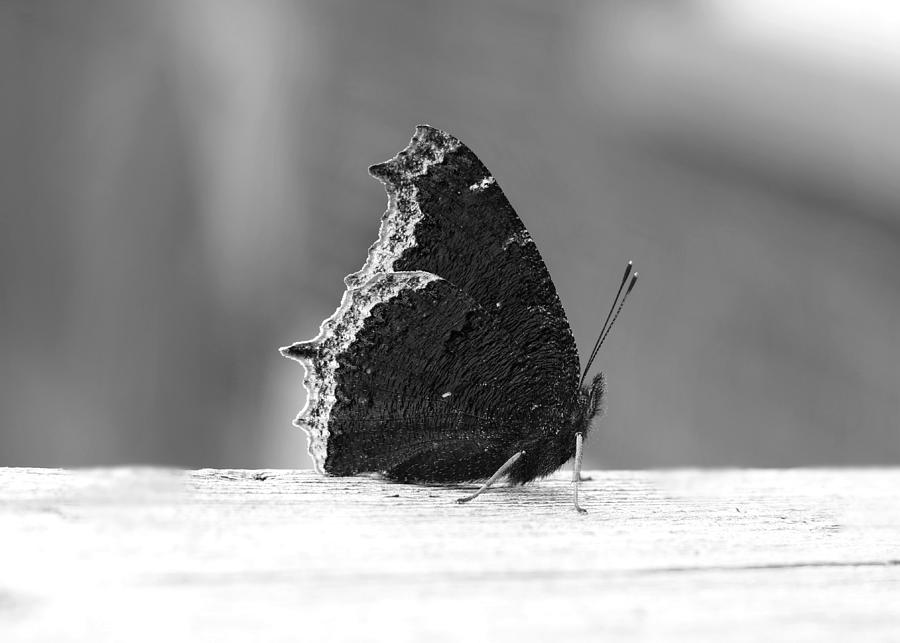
[281,125,636,513]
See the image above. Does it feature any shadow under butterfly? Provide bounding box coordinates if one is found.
[281,125,637,513]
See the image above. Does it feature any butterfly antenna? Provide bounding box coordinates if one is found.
[595,271,638,356]
[579,260,634,387]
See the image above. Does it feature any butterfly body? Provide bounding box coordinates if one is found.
[282,125,609,488]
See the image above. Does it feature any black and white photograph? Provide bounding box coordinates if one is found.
[2,1,899,640]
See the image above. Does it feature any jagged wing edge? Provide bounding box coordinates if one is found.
[279,125,459,473]
[279,271,440,474]
[344,124,460,290]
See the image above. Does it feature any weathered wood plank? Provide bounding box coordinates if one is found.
[1,468,898,642]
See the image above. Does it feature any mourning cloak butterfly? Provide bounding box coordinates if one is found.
[281,125,636,512]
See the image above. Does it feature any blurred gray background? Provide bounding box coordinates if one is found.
[2,0,899,469]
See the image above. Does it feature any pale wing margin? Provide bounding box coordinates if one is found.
[280,271,439,473]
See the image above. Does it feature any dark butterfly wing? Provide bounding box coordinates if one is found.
[282,126,583,482]
[351,125,580,402]
[282,271,576,482]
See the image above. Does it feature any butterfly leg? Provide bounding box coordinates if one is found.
[572,432,588,514]
[456,450,525,505]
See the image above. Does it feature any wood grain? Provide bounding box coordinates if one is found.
[1,468,898,642]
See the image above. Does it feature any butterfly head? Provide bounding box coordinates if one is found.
[568,371,605,439]
[583,371,606,424]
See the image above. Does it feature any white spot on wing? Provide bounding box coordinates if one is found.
[502,229,534,250]
[441,391,452,398]
[468,176,495,192]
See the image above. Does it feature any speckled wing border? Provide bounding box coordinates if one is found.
[345,125,460,290]
[279,127,459,473]
[280,271,439,473]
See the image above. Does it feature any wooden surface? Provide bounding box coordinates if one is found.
[1,468,898,642]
